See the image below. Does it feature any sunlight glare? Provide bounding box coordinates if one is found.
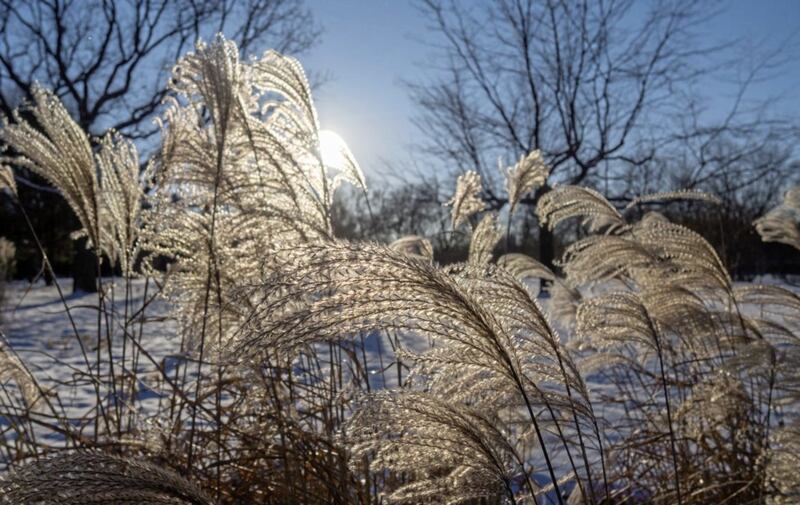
[318,129,348,169]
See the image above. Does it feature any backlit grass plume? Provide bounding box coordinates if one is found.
[0,27,798,505]
[0,452,212,504]
[542,183,798,503]
[505,149,549,215]
[134,34,369,499]
[0,165,16,196]
[755,186,800,250]
[235,240,605,503]
[96,132,144,276]
[468,213,502,266]
[1,86,101,252]
[0,334,40,406]
[446,170,485,229]
[1,89,145,268]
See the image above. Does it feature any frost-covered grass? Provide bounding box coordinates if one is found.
[2,34,800,505]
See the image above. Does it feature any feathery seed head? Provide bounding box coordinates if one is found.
[0,165,16,196]
[505,149,549,215]
[446,171,485,229]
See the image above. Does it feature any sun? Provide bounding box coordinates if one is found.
[318,129,348,169]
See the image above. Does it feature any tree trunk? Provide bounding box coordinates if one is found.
[539,224,554,269]
[534,184,555,271]
[43,265,54,286]
[538,222,555,296]
[72,238,97,293]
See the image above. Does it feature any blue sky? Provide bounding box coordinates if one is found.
[301,1,433,178]
[301,0,800,179]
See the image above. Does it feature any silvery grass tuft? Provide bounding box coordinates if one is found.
[0,32,799,505]
[0,34,372,503]
[446,170,486,229]
[0,452,212,504]
[756,186,800,251]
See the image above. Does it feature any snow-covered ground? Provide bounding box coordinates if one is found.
[1,277,176,357]
[0,278,178,439]
[4,274,793,395]
[0,277,431,425]
[2,274,797,502]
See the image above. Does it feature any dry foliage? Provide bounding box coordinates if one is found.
[0,452,212,504]
[0,35,798,505]
[755,186,800,251]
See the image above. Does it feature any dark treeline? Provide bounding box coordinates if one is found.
[4,175,799,283]
[331,182,800,279]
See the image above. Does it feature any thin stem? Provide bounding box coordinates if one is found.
[649,317,682,505]
[14,196,111,438]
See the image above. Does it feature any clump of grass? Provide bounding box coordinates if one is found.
[0,452,212,504]
[0,34,798,505]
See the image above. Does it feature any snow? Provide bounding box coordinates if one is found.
[0,277,429,438]
[2,274,797,503]
[0,277,178,442]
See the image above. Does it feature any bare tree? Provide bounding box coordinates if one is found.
[411,0,740,267]
[0,0,320,291]
[332,181,470,262]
